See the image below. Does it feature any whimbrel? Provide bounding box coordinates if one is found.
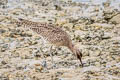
[15,18,83,67]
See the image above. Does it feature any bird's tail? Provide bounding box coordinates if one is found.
[18,18,24,21]
[11,18,23,26]
[12,18,33,28]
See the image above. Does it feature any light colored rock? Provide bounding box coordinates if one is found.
[63,23,73,30]
[55,18,69,26]
[8,8,23,15]
[74,24,85,30]
[57,11,66,17]
[110,14,120,24]
[89,50,101,57]
[13,48,33,59]
[90,23,114,29]
[0,15,7,22]
[0,0,8,5]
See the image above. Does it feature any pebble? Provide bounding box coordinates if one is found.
[110,14,120,24]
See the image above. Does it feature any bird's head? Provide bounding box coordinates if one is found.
[69,44,83,67]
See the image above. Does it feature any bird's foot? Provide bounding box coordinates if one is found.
[41,60,47,68]
[51,63,57,69]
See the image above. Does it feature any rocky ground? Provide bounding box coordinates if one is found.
[0,0,120,80]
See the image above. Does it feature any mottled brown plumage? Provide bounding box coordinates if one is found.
[16,18,83,67]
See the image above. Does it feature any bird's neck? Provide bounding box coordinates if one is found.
[68,43,75,53]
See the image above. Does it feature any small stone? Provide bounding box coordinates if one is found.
[9,8,23,15]
[0,29,6,33]
[1,60,7,65]
[35,64,43,72]
[90,23,114,29]
[0,16,6,22]
[56,18,69,26]
[74,24,85,30]
[90,50,101,57]
[57,11,66,17]
[63,23,73,30]
[54,5,62,11]
[0,0,8,5]
[110,14,120,24]
[94,62,101,67]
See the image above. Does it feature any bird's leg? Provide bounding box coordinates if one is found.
[40,37,47,68]
[39,47,47,68]
[49,45,56,69]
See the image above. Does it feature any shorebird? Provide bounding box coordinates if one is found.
[14,18,83,67]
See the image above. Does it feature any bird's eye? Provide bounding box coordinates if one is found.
[72,44,74,47]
